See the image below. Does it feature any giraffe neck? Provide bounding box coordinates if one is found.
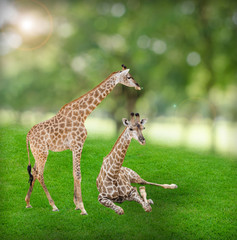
[59,72,119,121]
[105,128,131,178]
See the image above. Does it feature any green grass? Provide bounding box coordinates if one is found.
[0,126,236,240]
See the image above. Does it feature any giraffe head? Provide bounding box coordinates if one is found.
[122,112,147,145]
[117,64,141,90]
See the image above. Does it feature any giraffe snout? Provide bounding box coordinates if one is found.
[135,83,141,90]
[139,136,146,145]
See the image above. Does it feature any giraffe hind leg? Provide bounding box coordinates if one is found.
[139,186,154,205]
[38,173,59,211]
[122,167,147,184]
[26,150,58,211]
[123,167,178,189]
[127,187,152,212]
[25,165,37,208]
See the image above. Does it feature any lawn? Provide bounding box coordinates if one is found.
[0,126,236,240]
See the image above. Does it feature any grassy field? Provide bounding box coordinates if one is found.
[0,126,236,240]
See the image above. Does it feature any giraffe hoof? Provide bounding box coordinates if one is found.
[144,204,152,212]
[26,205,32,209]
[170,184,178,189]
[80,211,88,215]
[52,206,59,211]
[115,207,124,215]
[148,199,154,205]
[75,208,88,215]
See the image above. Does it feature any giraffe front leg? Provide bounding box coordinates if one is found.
[98,193,124,215]
[72,149,87,215]
[127,187,152,212]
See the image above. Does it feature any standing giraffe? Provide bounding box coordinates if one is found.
[25,65,141,215]
[96,113,177,215]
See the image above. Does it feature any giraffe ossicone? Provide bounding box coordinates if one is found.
[25,65,141,215]
[96,113,178,215]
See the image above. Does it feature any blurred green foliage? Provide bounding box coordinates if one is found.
[0,0,237,127]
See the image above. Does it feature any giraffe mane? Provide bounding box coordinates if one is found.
[59,71,119,112]
[105,128,127,158]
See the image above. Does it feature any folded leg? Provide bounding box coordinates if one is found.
[98,193,124,215]
[139,186,154,205]
[122,167,178,189]
[126,187,152,212]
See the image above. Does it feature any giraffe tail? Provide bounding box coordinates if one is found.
[26,133,33,186]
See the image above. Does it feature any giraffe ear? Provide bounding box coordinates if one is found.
[140,118,148,125]
[122,118,129,126]
[120,69,130,76]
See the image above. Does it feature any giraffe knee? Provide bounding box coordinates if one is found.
[98,193,107,204]
[37,173,44,183]
[32,168,37,178]
[132,186,138,193]
[98,194,103,203]
[29,165,38,180]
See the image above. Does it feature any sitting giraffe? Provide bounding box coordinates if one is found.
[25,65,141,215]
[96,113,177,215]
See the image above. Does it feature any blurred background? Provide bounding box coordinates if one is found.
[0,0,237,155]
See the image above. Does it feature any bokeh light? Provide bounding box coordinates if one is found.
[0,0,53,53]
[151,39,167,55]
[137,35,150,49]
[19,16,35,33]
[186,51,201,66]
[111,3,126,17]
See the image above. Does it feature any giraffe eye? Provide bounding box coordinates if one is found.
[127,77,131,79]
[129,128,133,131]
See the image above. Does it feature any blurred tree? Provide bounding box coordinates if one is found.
[0,0,236,130]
